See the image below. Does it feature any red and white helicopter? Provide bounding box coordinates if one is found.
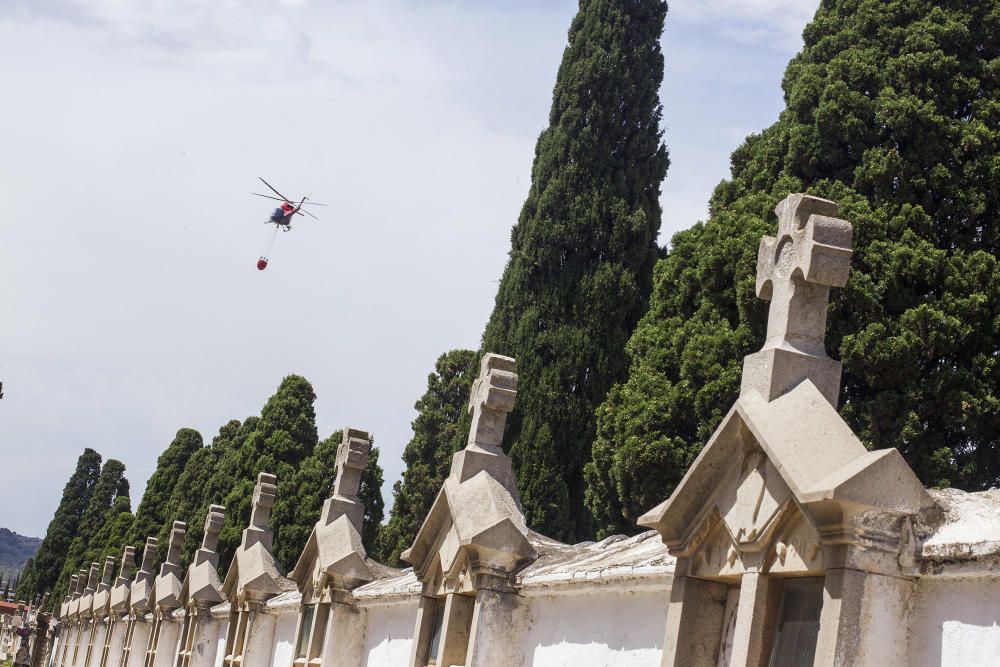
[251,177,327,270]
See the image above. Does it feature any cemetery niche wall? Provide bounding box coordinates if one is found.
[33,194,1000,666]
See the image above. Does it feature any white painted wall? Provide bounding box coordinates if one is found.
[520,590,668,667]
[267,613,296,667]
[360,602,417,667]
[909,577,1000,667]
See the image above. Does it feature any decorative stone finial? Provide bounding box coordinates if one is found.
[194,505,225,567]
[99,557,116,591]
[243,472,277,550]
[161,521,186,579]
[319,428,372,532]
[741,194,853,406]
[84,562,99,594]
[446,353,520,498]
[117,546,136,586]
[466,353,518,452]
[137,537,159,579]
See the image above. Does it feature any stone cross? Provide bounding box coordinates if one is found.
[65,575,78,603]
[194,505,225,567]
[161,521,186,579]
[136,537,159,580]
[741,194,853,406]
[332,428,371,502]
[466,353,518,453]
[99,557,116,592]
[116,546,136,586]
[243,472,277,550]
[83,563,99,595]
[322,429,371,532]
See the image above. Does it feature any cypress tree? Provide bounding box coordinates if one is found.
[359,447,385,555]
[53,459,129,602]
[216,376,318,572]
[128,429,203,550]
[17,449,101,599]
[375,350,478,565]
[586,0,1000,537]
[481,0,669,541]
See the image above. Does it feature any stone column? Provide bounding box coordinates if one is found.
[813,566,913,666]
[407,596,438,667]
[324,594,366,667]
[659,568,727,667]
[434,593,475,667]
[465,573,523,667]
[727,571,779,667]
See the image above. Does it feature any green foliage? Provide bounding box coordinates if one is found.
[128,429,203,552]
[481,0,669,541]
[587,0,1000,537]
[375,350,478,565]
[359,447,385,555]
[17,449,102,601]
[53,459,129,603]
[215,376,318,572]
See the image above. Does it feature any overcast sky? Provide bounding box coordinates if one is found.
[1,0,815,538]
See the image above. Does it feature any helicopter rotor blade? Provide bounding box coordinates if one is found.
[258,177,292,203]
[251,192,287,202]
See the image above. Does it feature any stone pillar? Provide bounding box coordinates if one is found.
[465,573,522,667]
[186,609,222,667]
[30,615,51,667]
[324,595,366,667]
[435,593,475,667]
[813,567,913,666]
[660,570,727,667]
[727,571,779,667]
[407,596,438,667]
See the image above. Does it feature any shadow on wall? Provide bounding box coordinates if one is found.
[525,591,667,666]
[909,578,1000,666]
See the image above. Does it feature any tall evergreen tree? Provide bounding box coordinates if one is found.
[216,376,318,572]
[128,429,203,551]
[359,447,385,555]
[53,459,129,603]
[480,0,669,541]
[17,449,101,599]
[587,0,1000,537]
[375,350,477,565]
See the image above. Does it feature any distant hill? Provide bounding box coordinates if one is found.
[0,528,41,579]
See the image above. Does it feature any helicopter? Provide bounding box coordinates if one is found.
[251,177,327,270]
[252,177,327,230]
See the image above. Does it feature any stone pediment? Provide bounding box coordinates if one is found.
[222,541,294,600]
[639,381,930,554]
[289,515,374,592]
[179,561,224,607]
[403,470,536,580]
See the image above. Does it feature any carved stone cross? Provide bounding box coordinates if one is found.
[243,472,277,550]
[323,428,371,532]
[161,521,186,578]
[137,537,159,579]
[466,353,518,453]
[194,504,225,567]
[741,194,853,406]
[117,546,136,586]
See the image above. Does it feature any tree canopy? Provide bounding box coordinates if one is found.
[375,350,477,565]
[586,0,1000,538]
[480,0,669,541]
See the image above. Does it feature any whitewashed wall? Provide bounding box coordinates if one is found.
[519,589,667,667]
[909,576,1000,666]
[359,601,416,666]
